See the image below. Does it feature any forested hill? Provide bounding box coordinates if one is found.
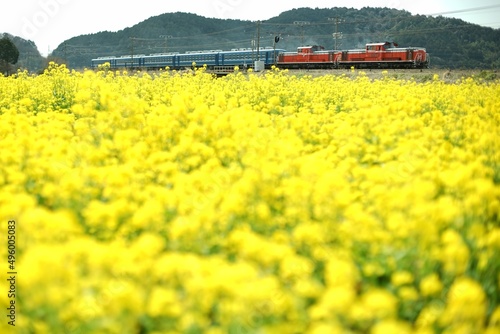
[1,33,45,72]
[51,7,500,69]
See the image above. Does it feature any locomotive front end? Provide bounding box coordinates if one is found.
[413,48,429,68]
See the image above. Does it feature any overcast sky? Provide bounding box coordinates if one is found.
[2,0,500,56]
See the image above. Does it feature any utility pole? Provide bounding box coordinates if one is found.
[159,35,172,53]
[293,21,310,45]
[328,17,343,50]
[129,37,137,67]
[251,37,256,61]
[253,21,267,71]
[256,21,261,60]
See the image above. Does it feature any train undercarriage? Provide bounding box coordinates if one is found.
[276,61,428,70]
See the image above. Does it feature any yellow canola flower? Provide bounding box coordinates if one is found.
[420,273,444,297]
[441,277,487,328]
[440,229,470,275]
[371,319,412,334]
[398,286,419,301]
[147,286,183,317]
[1,64,499,333]
[325,256,359,289]
[310,286,356,319]
[391,270,414,286]
[360,288,399,320]
[487,307,500,333]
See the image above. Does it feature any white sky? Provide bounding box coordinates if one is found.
[2,0,500,56]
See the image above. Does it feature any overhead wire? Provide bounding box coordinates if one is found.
[425,4,500,17]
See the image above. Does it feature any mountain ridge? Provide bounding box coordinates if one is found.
[6,7,500,70]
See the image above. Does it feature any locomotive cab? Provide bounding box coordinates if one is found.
[366,41,398,52]
[297,45,325,54]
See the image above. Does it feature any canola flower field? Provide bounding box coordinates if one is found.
[0,63,499,334]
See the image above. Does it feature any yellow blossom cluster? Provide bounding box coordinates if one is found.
[0,63,499,333]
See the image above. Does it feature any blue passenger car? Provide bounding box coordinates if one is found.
[91,56,117,68]
[219,48,285,66]
[92,48,286,70]
[114,55,145,68]
[175,51,219,67]
[143,53,177,68]
[92,55,144,68]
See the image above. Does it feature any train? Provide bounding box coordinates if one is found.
[91,41,429,70]
[91,47,285,70]
[278,42,429,69]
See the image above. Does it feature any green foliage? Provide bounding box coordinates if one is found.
[477,70,498,81]
[0,33,44,73]
[0,35,19,64]
[0,35,21,75]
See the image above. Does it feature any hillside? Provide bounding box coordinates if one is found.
[1,33,45,72]
[47,8,500,69]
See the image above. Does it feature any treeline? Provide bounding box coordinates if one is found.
[0,33,45,74]
[7,7,500,70]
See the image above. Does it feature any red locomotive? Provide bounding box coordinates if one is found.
[277,41,429,69]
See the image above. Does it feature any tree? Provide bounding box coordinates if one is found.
[0,36,20,75]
